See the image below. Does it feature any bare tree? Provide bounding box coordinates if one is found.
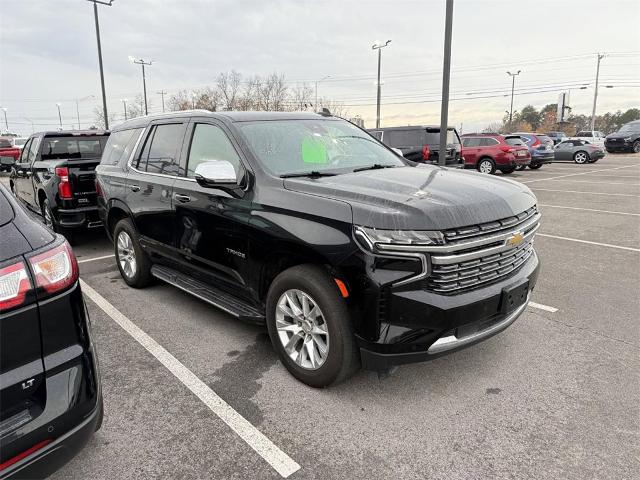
[167,90,193,111]
[193,87,220,111]
[317,98,349,118]
[93,106,116,129]
[255,73,288,111]
[287,83,314,111]
[216,70,242,110]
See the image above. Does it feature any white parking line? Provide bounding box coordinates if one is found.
[531,188,640,198]
[528,302,558,313]
[537,234,640,253]
[542,179,640,186]
[521,164,640,184]
[79,279,301,479]
[539,204,640,217]
[77,254,115,264]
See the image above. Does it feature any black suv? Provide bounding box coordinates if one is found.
[368,125,464,167]
[605,120,640,153]
[96,111,540,387]
[0,184,102,479]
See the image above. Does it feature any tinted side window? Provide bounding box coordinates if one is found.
[462,137,481,147]
[186,124,242,178]
[19,139,32,162]
[27,137,41,163]
[577,131,592,137]
[137,123,185,175]
[386,130,420,146]
[101,128,143,166]
[480,138,498,146]
[370,131,382,140]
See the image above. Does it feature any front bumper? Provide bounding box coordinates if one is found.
[590,150,605,161]
[56,206,102,229]
[530,152,554,164]
[359,251,540,370]
[604,140,632,151]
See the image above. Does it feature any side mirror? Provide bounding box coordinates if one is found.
[194,160,239,188]
[391,148,404,157]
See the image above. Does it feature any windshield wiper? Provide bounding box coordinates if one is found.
[352,164,398,173]
[280,171,338,179]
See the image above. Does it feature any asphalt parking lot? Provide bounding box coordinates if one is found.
[1,155,639,479]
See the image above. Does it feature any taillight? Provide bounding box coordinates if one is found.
[28,241,78,294]
[422,145,430,161]
[55,166,72,199]
[500,146,515,153]
[0,262,32,311]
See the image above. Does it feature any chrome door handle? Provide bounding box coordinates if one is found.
[174,193,191,203]
[129,184,140,192]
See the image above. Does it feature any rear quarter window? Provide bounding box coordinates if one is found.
[386,130,422,147]
[100,128,143,166]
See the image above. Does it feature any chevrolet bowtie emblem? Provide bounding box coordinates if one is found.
[506,232,524,247]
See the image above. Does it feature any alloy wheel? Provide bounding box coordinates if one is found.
[43,203,53,228]
[574,152,588,164]
[479,160,493,174]
[117,231,137,279]
[634,141,640,153]
[275,289,329,370]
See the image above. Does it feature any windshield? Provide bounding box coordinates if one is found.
[619,123,640,134]
[41,136,107,160]
[238,119,405,176]
[505,136,525,146]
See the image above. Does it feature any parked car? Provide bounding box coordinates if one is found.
[96,110,540,387]
[604,120,640,153]
[0,183,102,479]
[545,131,568,145]
[554,139,605,164]
[9,130,109,240]
[461,133,530,174]
[570,130,606,148]
[368,125,464,167]
[512,133,555,169]
[0,137,21,173]
[12,137,29,150]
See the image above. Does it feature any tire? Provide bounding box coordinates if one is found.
[516,165,527,171]
[529,163,543,170]
[95,396,104,432]
[606,148,615,153]
[266,264,359,387]
[477,158,496,174]
[573,151,589,164]
[113,218,152,288]
[633,141,640,153]
[41,198,75,243]
[500,167,516,174]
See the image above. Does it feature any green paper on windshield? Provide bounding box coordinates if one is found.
[301,136,327,164]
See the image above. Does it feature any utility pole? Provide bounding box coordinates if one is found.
[314,76,331,110]
[1,108,7,130]
[157,90,167,113]
[507,70,521,128]
[129,57,152,115]
[372,40,391,129]
[438,0,454,166]
[56,103,63,129]
[87,0,112,129]
[121,99,128,120]
[590,53,606,131]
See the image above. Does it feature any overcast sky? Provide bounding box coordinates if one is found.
[1,0,639,134]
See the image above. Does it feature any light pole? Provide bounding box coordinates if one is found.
[121,98,128,120]
[86,0,112,130]
[590,53,606,131]
[56,103,63,129]
[157,90,167,112]
[129,56,152,115]
[506,70,521,128]
[372,39,391,129]
[75,95,95,130]
[191,92,196,109]
[1,108,7,131]
[438,0,454,166]
[315,75,331,109]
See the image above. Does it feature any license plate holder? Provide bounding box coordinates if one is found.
[500,280,529,314]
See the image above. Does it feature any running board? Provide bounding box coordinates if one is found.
[150,265,265,324]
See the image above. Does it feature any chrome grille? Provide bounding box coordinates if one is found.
[443,205,537,242]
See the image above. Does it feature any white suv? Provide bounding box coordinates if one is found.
[570,130,606,148]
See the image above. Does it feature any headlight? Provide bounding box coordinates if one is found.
[354,226,444,251]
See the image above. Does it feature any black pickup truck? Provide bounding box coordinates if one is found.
[9,130,109,240]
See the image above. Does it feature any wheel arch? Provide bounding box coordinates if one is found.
[106,199,135,238]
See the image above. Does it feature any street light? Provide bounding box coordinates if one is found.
[129,56,152,115]
[372,39,391,129]
[121,98,128,120]
[86,0,113,129]
[1,108,7,131]
[75,95,95,130]
[315,75,331,110]
[56,103,63,129]
[190,92,196,109]
[23,117,35,134]
[506,70,522,127]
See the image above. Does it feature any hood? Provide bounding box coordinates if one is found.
[283,165,537,230]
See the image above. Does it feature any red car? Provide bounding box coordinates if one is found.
[0,137,22,172]
[461,134,530,174]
